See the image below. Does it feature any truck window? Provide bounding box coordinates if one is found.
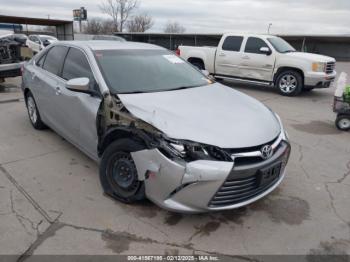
[245,37,269,54]
[222,36,244,52]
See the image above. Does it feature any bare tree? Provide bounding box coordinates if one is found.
[127,14,153,32]
[99,0,138,32]
[84,18,116,34]
[163,21,186,34]
[84,19,103,34]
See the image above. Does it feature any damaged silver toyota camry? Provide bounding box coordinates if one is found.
[22,41,291,213]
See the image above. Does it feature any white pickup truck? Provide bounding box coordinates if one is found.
[178,34,337,96]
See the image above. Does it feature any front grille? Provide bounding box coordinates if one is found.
[224,136,280,166]
[209,163,282,207]
[326,62,335,74]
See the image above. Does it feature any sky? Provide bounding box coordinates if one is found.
[0,0,350,35]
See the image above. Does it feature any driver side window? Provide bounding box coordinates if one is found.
[62,47,98,92]
[245,37,270,54]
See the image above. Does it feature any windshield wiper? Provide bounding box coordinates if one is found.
[170,84,204,91]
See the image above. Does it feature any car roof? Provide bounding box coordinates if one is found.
[55,40,166,51]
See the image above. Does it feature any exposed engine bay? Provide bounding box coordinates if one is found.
[0,34,28,64]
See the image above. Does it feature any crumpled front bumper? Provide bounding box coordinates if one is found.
[131,141,290,213]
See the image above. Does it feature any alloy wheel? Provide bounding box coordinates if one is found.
[279,75,297,94]
[27,96,38,124]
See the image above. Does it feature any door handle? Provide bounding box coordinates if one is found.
[218,53,226,57]
[55,87,62,96]
[242,55,250,60]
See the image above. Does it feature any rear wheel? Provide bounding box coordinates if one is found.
[336,115,350,131]
[25,91,46,130]
[276,70,303,96]
[99,139,146,203]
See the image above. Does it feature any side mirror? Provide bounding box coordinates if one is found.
[43,40,51,47]
[66,78,90,93]
[201,69,210,77]
[260,47,272,55]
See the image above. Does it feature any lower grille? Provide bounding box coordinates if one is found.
[209,163,282,207]
[326,62,335,74]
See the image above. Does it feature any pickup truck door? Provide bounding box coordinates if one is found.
[239,37,276,82]
[214,36,244,77]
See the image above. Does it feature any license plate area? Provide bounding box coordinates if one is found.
[258,162,282,187]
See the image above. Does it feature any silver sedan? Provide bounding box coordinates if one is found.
[22,41,290,213]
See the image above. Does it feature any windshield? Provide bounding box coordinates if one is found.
[268,37,295,53]
[94,49,211,94]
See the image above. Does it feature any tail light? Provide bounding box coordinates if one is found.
[175,48,180,56]
[20,65,24,76]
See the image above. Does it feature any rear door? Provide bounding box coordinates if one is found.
[214,36,244,77]
[39,45,69,133]
[239,37,276,82]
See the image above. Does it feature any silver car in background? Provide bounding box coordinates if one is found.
[22,41,291,213]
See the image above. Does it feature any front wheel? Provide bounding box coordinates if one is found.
[99,139,146,203]
[336,115,350,131]
[276,71,303,96]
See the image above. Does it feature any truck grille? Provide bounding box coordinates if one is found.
[326,62,335,74]
[209,163,282,207]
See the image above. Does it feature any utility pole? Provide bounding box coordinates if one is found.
[267,23,272,34]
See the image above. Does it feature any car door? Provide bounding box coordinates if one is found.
[38,45,70,133]
[59,47,101,159]
[239,37,276,82]
[214,36,244,77]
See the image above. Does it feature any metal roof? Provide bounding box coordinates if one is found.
[0,15,72,26]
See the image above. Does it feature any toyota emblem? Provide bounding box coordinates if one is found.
[261,145,273,160]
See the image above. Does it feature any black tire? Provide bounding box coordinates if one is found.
[335,115,350,131]
[303,87,314,92]
[99,139,146,203]
[25,91,46,130]
[275,70,303,96]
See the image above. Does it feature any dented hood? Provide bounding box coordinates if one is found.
[118,83,281,148]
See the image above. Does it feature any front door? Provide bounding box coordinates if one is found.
[239,37,276,82]
[58,47,101,159]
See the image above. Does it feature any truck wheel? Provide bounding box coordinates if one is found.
[25,91,46,130]
[335,115,350,131]
[276,71,303,96]
[100,139,146,204]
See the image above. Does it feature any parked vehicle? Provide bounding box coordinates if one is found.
[178,34,337,96]
[27,35,58,54]
[0,34,30,80]
[74,34,126,42]
[22,41,290,213]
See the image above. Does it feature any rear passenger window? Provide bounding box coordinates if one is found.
[245,37,269,54]
[222,36,244,52]
[43,46,69,76]
[62,48,96,91]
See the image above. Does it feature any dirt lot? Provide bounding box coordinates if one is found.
[0,63,349,259]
